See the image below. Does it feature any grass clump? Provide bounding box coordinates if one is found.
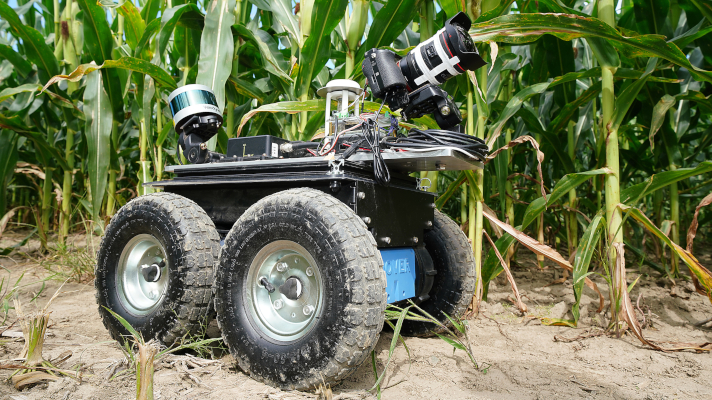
[104,308,223,400]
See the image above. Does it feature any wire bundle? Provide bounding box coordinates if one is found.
[384,129,489,161]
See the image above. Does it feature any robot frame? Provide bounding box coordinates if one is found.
[96,12,488,390]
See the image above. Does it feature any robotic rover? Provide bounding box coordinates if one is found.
[96,12,489,390]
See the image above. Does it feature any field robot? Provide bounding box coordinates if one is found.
[96,12,489,390]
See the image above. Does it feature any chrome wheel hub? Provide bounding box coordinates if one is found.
[245,240,323,342]
[117,234,170,315]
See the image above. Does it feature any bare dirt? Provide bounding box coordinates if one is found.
[1,232,711,400]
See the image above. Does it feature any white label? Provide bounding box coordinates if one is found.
[271,143,279,158]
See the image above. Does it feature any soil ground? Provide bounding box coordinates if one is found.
[1,231,711,400]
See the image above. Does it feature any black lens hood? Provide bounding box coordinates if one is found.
[444,12,486,72]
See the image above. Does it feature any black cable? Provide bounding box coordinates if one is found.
[384,128,489,161]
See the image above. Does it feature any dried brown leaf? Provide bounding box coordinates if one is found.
[483,229,527,313]
[483,211,605,313]
[485,135,546,202]
[686,192,712,253]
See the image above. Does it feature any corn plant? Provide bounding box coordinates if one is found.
[0,0,711,349]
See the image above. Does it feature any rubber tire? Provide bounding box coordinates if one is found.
[400,209,476,337]
[96,192,220,345]
[214,188,387,390]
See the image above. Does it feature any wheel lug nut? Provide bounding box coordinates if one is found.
[276,262,288,272]
[306,267,314,277]
[303,305,314,315]
[273,299,284,310]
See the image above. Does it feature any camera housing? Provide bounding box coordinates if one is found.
[398,12,486,92]
[361,12,485,129]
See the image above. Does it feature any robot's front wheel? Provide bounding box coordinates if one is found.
[214,188,387,390]
[95,193,220,345]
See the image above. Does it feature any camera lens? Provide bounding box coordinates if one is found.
[455,25,476,53]
[397,13,485,92]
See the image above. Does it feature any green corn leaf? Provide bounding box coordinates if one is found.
[609,61,655,133]
[0,2,59,83]
[135,19,161,59]
[103,307,143,343]
[468,13,712,83]
[434,333,467,351]
[237,100,327,136]
[486,83,549,147]
[435,171,466,209]
[689,0,712,24]
[227,76,266,103]
[475,0,515,22]
[369,305,410,392]
[295,0,349,98]
[270,0,301,46]
[76,0,123,120]
[140,0,161,25]
[196,0,236,112]
[42,58,177,92]
[621,161,712,205]
[547,81,602,136]
[0,84,42,103]
[632,0,669,35]
[439,0,465,18]
[648,94,676,149]
[517,106,575,173]
[0,115,69,171]
[0,44,33,79]
[0,130,18,217]
[572,211,604,323]
[232,24,292,83]
[622,205,712,303]
[117,1,146,50]
[483,169,612,289]
[83,71,113,228]
[156,4,203,60]
[354,0,417,72]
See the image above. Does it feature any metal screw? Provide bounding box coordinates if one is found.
[441,106,451,116]
[148,291,157,300]
[362,217,371,224]
[382,237,391,244]
[306,267,314,277]
[436,163,446,170]
[371,53,376,59]
[273,299,284,310]
[426,220,433,227]
[199,142,208,150]
[276,262,288,272]
[357,192,366,199]
[303,305,314,315]
[412,237,419,244]
[429,203,436,209]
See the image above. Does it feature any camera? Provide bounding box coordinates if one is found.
[361,12,485,129]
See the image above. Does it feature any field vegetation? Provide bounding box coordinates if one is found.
[1,0,712,380]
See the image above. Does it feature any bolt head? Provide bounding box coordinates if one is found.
[303,305,314,315]
[273,299,284,310]
[382,237,391,244]
[441,106,451,116]
[362,217,371,224]
[412,237,419,243]
[306,267,314,277]
[371,53,376,59]
[426,220,433,227]
[357,192,366,199]
[276,262,288,272]
[199,142,208,150]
